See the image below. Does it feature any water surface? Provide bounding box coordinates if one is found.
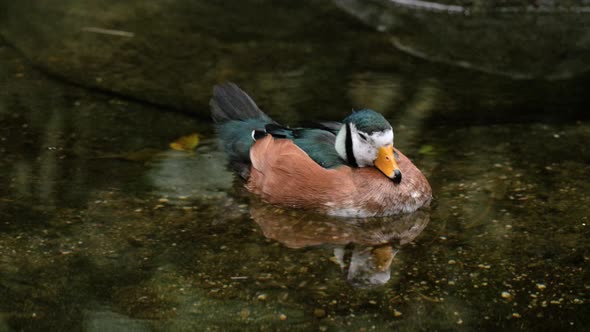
[1,11,589,332]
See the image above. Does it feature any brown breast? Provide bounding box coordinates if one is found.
[246,136,432,217]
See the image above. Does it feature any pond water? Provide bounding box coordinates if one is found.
[1,4,590,331]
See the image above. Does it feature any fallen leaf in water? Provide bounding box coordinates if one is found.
[170,133,199,151]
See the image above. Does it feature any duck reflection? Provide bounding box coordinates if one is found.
[250,202,429,288]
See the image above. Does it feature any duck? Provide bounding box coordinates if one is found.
[210,82,432,217]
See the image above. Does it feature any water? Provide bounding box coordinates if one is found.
[1,2,590,331]
[335,0,590,79]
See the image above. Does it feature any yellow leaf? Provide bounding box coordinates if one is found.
[170,133,200,151]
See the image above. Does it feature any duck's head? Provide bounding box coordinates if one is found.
[335,109,402,183]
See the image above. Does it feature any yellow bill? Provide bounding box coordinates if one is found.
[374,144,402,183]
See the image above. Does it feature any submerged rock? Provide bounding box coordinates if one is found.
[334,0,590,79]
[0,0,391,118]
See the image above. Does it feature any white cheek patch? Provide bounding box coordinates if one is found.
[352,143,377,167]
[351,127,395,167]
[339,124,395,168]
[350,125,375,167]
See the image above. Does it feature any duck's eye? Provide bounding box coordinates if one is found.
[358,133,368,141]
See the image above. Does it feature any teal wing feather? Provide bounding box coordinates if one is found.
[265,125,345,169]
[217,118,268,168]
[211,83,275,178]
[210,82,345,175]
[293,129,344,169]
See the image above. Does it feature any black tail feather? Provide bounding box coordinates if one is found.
[210,82,272,124]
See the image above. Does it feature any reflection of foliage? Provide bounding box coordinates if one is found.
[418,144,435,155]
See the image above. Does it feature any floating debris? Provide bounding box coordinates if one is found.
[82,26,135,37]
[501,291,512,299]
[239,308,250,320]
[313,308,327,318]
[230,276,248,280]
